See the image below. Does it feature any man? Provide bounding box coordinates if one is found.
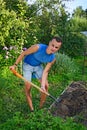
[10,36,62,111]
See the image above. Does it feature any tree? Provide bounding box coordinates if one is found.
[0,0,29,67]
[72,6,86,18]
[4,0,28,18]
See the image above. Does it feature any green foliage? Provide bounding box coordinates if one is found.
[0,0,86,60]
[0,59,87,130]
[51,53,79,80]
[72,6,87,18]
[0,0,87,128]
[0,46,21,68]
[4,0,28,17]
[71,17,87,31]
[0,110,86,130]
[0,0,29,58]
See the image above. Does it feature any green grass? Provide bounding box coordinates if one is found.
[0,59,87,130]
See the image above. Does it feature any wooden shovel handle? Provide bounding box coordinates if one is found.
[10,69,50,96]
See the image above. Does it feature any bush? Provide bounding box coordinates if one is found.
[51,53,80,80]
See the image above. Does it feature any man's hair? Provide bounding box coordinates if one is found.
[52,36,62,43]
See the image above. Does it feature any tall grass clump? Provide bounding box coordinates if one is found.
[51,53,80,81]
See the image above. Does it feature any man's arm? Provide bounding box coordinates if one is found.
[10,44,39,69]
[41,59,56,90]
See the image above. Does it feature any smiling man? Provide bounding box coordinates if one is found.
[10,36,62,111]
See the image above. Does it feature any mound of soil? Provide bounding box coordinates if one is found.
[49,81,87,126]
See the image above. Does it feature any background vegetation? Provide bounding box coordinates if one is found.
[0,0,87,129]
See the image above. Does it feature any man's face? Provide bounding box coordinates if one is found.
[47,39,62,54]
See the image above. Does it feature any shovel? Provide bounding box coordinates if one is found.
[10,69,58,103]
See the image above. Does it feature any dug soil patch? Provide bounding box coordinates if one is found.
[49,81,87,126]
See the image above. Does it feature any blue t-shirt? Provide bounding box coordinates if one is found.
[24,44,55,66]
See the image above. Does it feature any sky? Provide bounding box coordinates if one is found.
[64,0,87,14]
[28,0,87,14]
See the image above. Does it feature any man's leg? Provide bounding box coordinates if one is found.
[23,63,34,111]
[39,80,49,108]
[25,81,34,111]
